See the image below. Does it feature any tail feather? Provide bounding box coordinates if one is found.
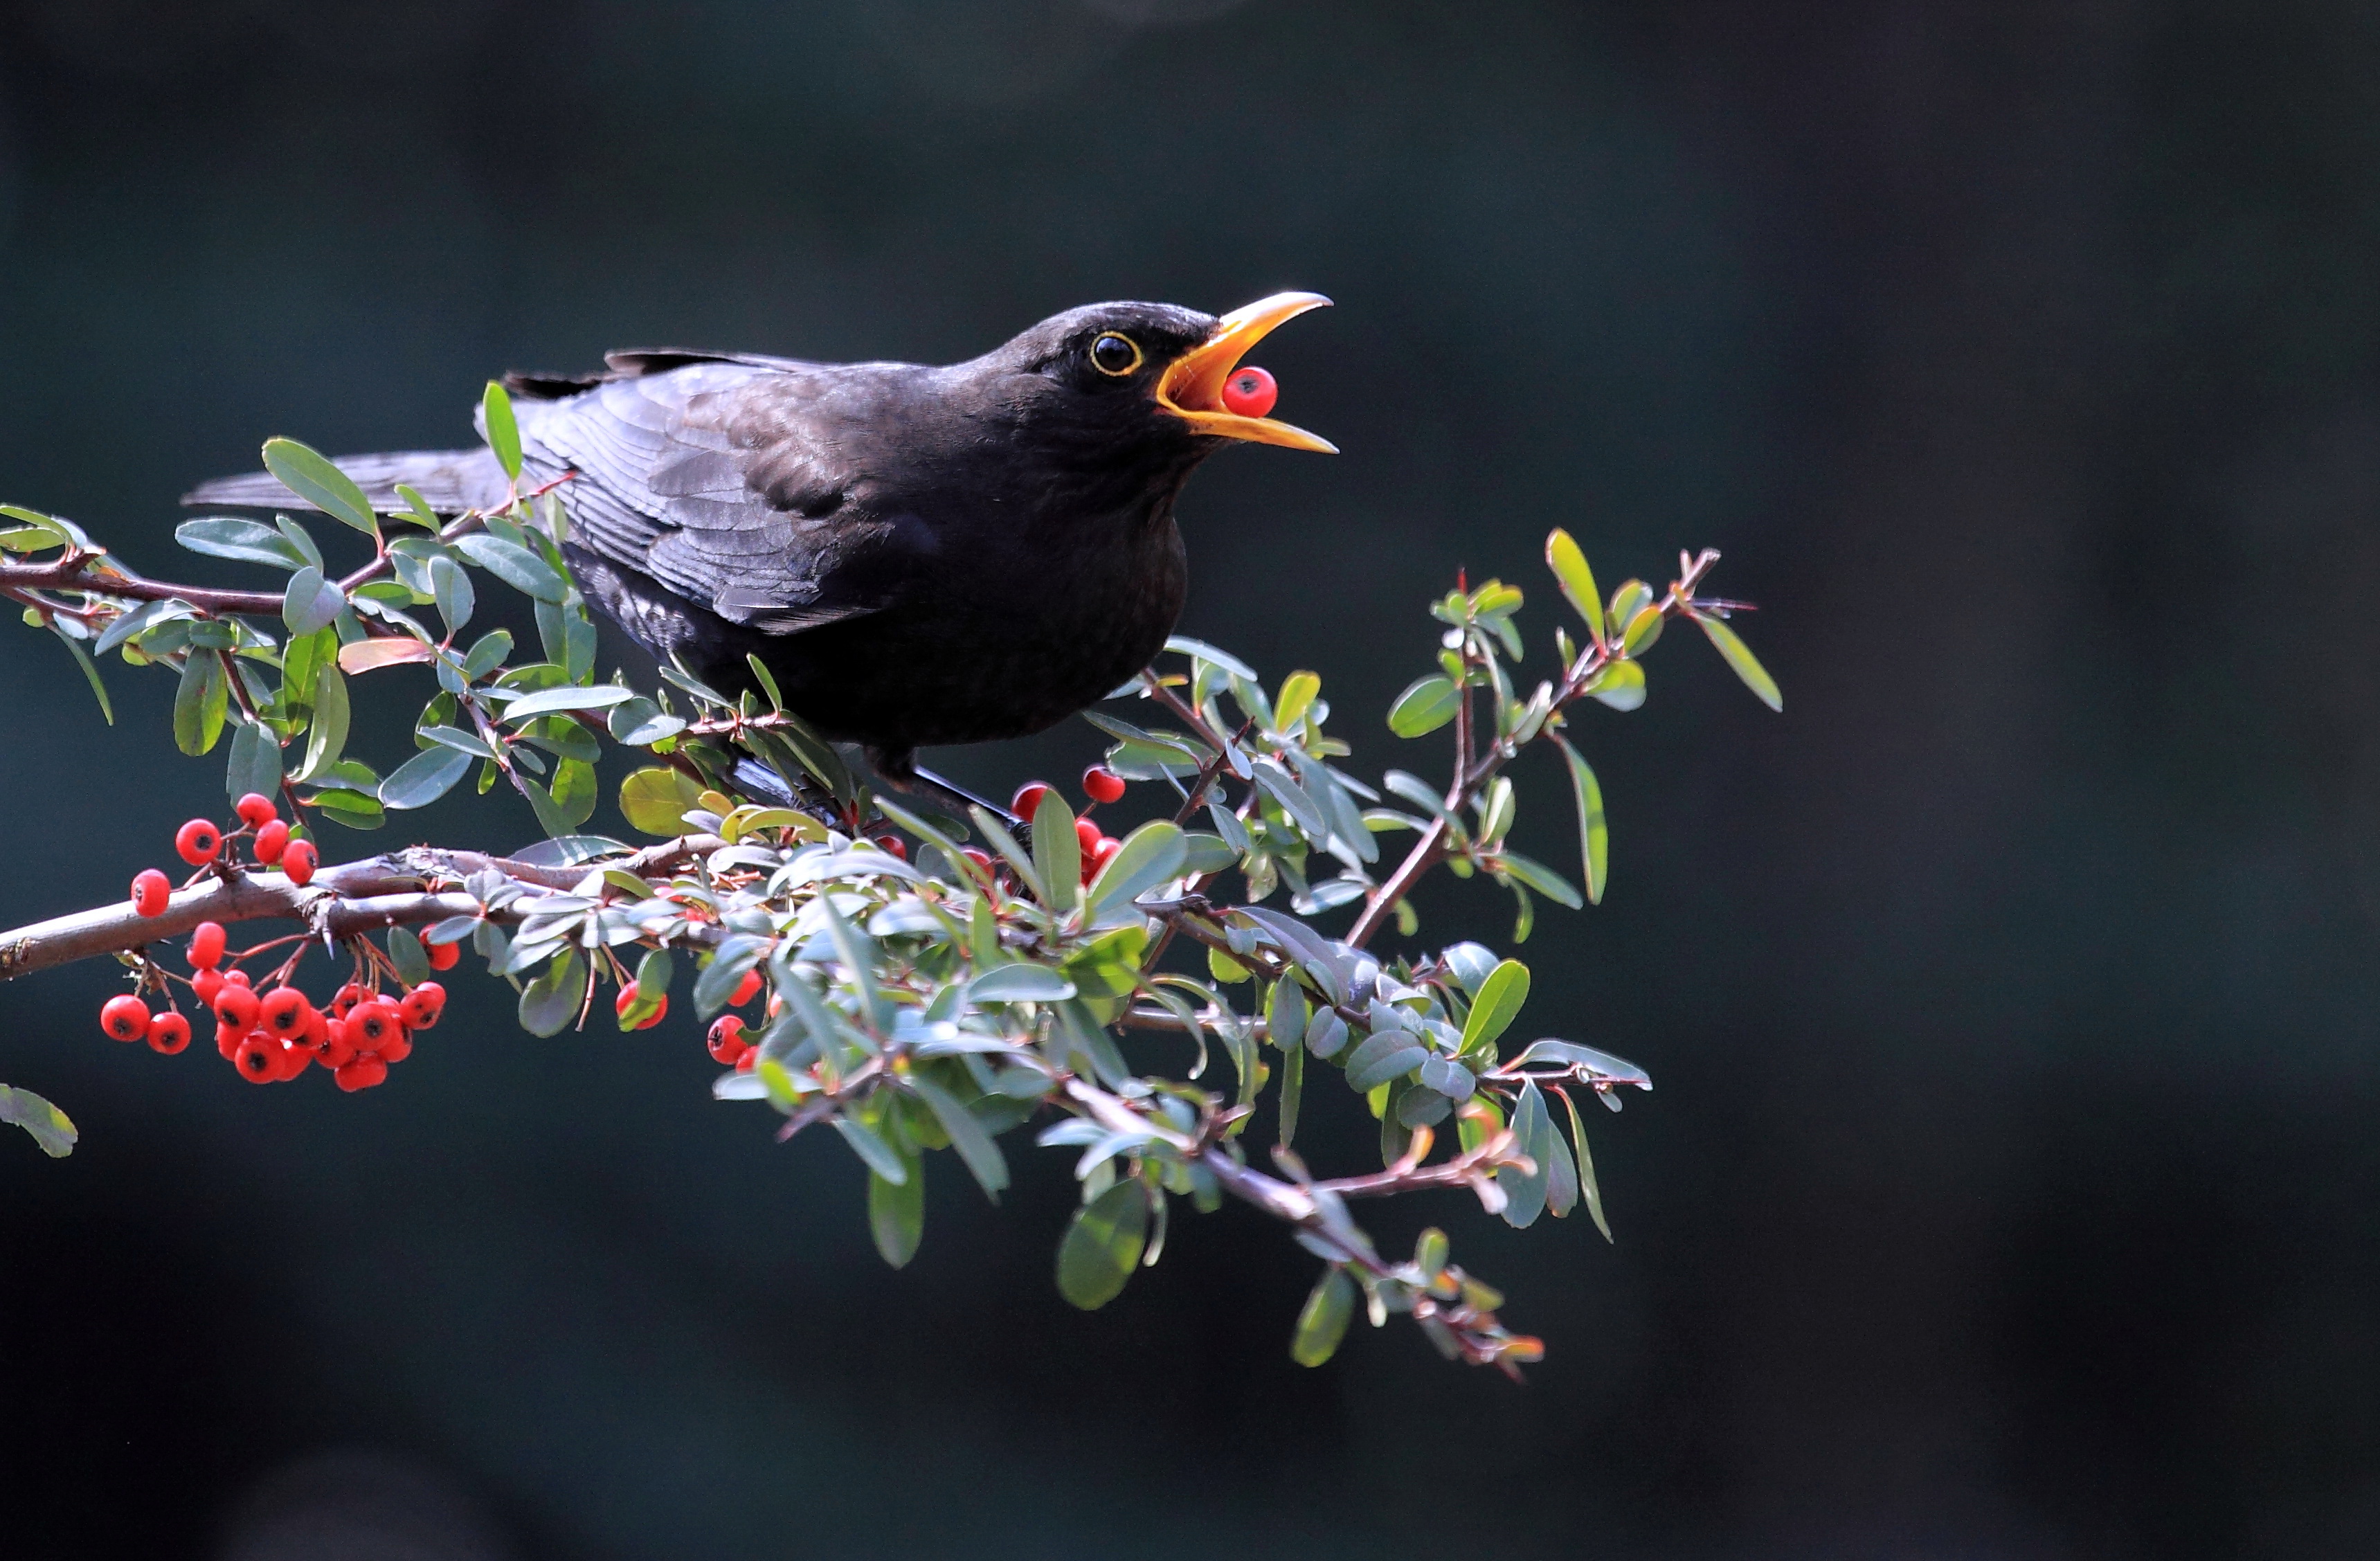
[181,448,510,516]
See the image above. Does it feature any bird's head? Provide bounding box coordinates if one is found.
[980,294,1337,468]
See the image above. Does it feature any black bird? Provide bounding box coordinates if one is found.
[186,294,1335,801]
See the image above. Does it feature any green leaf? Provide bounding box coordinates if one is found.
[1498,849,1584,910]
[282,566,345,637]
[1541,1098,1580,1219]
[1695,613,1783,712]
[968,964,1076,1004]
[173,650,228,755]
[226,721,282,803]
[1587,659,1646,712]
[744,653,784,710]
[176,516,309,569]
[1499,1081,1551,1229]
[1620,604,1664,656]
[1163,635,1258,681]
[1084,820,1187,916]
[429,554,474,637]
[1387,674,1459,737]
[1277,1024,1306,1148]
[276,515,324,570]
[1030,788,1081,914]
[1289,1266,1357,1367]
[619,766,705,836]
[52,626,111,725]
[309,787,386,829]
[1458,960,1529,1052]
[550,757,599,827]
[1553,736,1609,905]
[869,1165,923,1267]
[262,437,379,537]
[379,746,473,810]
[455,533,566,602]
[517,948,586,1037]
[1544,527,1605,644]
[832,1117,908,1183]
[908,1075,1010,1198]
[0,1084,77,1157]
[297,662,349,779]
[482,380,523,482]
[1056,1181,1148,1310]
[1558,1086,1614,1242]
[1273,669,1320,730]
[393,483,442,530]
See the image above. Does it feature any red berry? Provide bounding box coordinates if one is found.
[330,983,364,1019]
[1092,835,1123,872]
[213,986,260,1031]
[175,818,222,865]
[1074,817,1103,855]
[147,1011,191,1055]
[869,833,908,861]
[280,838,317,887]
[253,820,291,865]
[271,1037,312,1082]
[233,1036,278,1083]
[615,986,667,1030]
[707,1015,750,1064]
[728,968,763,1007]
[316,1034,357,1070]
[303,1006,330,1049]
[735,1047,757,1073]
[335,1054,388,1092]
[188,921,226,970]
[100,994,152,1043]
[222,968,251,989]
[234,793,278,827]
[425,938,460,972]
[215,1021,244,1061]
[960,847,993,878]
[377,1029,414,1064]
[130,869,171,918]
[399,984,443,1029]
[348,999,404,1054]
[1012,782,1054,820]
[193,968,225,1006]
[1081,766,1126,804]
[257,986,312,1039]
[1220,364,1279,418]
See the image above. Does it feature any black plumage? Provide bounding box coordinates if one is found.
[187,296,1333,784]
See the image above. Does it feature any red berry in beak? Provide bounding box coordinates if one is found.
[1220,366,1278,419]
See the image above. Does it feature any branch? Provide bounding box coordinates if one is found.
[0,835,725,981]
[1343,548,1724,948]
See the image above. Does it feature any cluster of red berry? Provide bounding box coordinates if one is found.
[127,792,321,917]
[99,917,450,1092]
[1011,765,1130,884]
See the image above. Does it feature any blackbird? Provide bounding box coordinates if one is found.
[187,294,1335,797]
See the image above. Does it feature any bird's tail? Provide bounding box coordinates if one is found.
[181,448,511,516]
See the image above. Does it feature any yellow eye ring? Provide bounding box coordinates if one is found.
[1089,332,1142,377]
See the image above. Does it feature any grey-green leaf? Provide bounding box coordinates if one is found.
[1056,1181,1148,1310]
[1554,736,1609,905]
[226,721,282,803]
[869,1166,923,1267]
[0,1083,77,1157]
[173,650,228,756]
[833,1117,908,1184]
[379,746,474,810]
[909,1075,1010,1198]
[456,533,567,602]
[1030,788,1081,914]
[282,566,345,637]
[262,437,379,536]
[968,965,1076,1004]
[177,516,309,569]
[1499,1081,1551,1229]
[516,948,586,1037]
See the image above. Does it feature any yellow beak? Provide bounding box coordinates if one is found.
[1155,291,1339,453]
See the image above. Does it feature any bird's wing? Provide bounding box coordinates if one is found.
[514,358,919,635]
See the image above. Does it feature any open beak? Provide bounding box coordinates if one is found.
[1155,291,1338,453]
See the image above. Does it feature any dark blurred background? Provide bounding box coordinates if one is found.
[2,1,2376,1555]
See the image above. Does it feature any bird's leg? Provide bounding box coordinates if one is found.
[865,746,1029,846]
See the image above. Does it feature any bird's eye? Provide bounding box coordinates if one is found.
[1089,332,1142,377]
